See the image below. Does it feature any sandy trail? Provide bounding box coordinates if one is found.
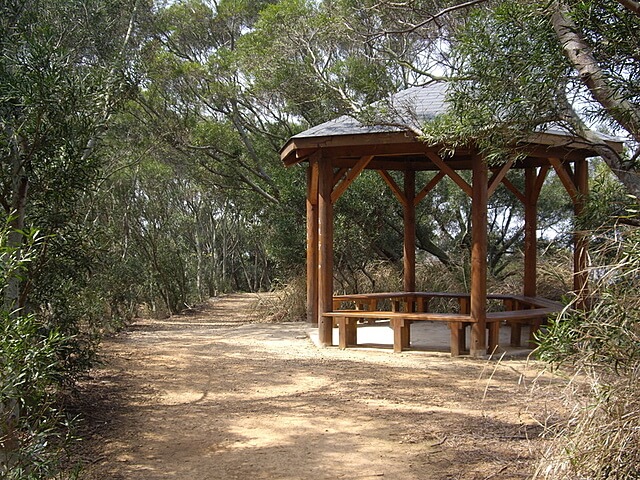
[74,293,565,480]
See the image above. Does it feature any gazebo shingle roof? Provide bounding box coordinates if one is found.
[286,82,622,150]
[291,83,448,139]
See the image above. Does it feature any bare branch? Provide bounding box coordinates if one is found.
[378,0,491,35]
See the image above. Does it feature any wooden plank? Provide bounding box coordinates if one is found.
[331,155,373,202]
[487,158,516,198]
[450,322,465,357]
[391,318,405,353]
[337,317,348,349]
[414,171,446,206]
[501,177,526,204]
[280,140,302,166]
[502,298,521,347]
[486,308,556,321]
[331,156,475,172]
[377,170,407,206]
[308,155,319,202]
[323,310,472,322]
[425,151,473,196]
[549,157,579,203]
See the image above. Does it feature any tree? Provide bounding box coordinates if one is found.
[422,0,640,197]
[0,0,147,309]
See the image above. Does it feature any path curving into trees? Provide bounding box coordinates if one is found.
[74,293,565,480]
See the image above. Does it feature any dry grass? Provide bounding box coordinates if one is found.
[534,222,640,479]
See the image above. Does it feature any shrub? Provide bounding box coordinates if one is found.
[1,223,77,478]
[535,209,640,479]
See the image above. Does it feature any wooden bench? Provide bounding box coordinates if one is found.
[331,292,563,351]
[499,296,563,347]
[324,310,502,356]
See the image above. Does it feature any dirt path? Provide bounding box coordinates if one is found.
[73,293,566,480]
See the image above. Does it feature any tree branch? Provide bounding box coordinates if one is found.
[617,0,640,16]
[550,1,640,142]
[378,0,490,35]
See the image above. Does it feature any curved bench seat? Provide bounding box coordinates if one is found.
[327,292,563,355]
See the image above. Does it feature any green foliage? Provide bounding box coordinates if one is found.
[422,0,640,196]
[239,0,397,123]
[1,224,76,479]
[568,0,640,129]
[422,1,570,163]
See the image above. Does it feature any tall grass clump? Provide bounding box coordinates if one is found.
[535,206,640,479]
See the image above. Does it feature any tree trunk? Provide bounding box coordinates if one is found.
[550,0,640,198]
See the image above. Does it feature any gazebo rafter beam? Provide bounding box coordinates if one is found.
[378,169,408,206]
[487,158,516,198]
[333,168,349,188]
[415,171,446,206]
[534,165,551,198]
[549,157,579,203]
[425,151,473,196]
[331,155,373,203]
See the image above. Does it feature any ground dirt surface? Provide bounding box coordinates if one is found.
[73,293,567,480]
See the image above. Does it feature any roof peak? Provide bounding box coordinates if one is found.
[292,82,449,140]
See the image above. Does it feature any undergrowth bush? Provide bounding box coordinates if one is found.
[535,208,640,479]
[1,223,78,479]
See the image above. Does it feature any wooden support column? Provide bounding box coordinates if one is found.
[306,158,319,325]
[470,156,488,357]
[574,158,589,305]
[317,156,334,346]
[523,167,538,298]
[404,170,416,294]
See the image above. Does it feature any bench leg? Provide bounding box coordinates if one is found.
[510,321,522,347]
[391,318,409,353]
[488,321,500,354]
[450,322,466,357]
[338,317,357,349]
[528,319,542,348]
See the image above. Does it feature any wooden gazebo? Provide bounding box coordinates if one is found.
[280,83,623,357]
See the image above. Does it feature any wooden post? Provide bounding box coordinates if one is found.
[404,170,416,294]
[574,158,589,305]
[306,158,319,325]
[403,171,416,346]
[470,156,488,357]
[318,156,334,346]
[523,167,537,297]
